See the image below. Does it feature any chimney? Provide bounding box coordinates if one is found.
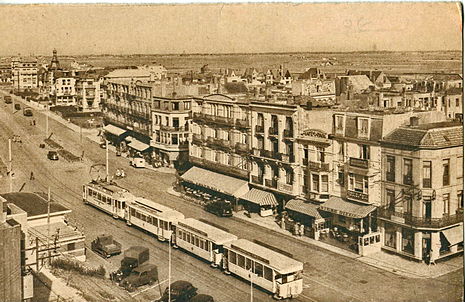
[410,116,419,127]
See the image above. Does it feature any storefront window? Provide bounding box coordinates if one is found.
[402,228,414,254]
[384,224,396,249]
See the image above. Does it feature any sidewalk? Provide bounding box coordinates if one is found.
[167,187,463,279]
[35,267,88,302]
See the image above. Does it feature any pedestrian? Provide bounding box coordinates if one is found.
[33,119,36,126]
[30,171,35,180]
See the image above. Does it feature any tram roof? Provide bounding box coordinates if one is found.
[177,218,238,245]
[130,197,185,220]
[228,239,303,274]
[86,181,130,196]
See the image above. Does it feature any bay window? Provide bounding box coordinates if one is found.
[349,173,368,194]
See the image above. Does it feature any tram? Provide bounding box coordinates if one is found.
[126,197,185,241]
[82,180,133,219]
[224,239,303,299]
[174,218,238,267]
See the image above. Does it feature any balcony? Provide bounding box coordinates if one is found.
[268,127,279,136]
[386,172,395,182]
[192,134,204,145]
[378,208,464,228]
[347,190,369,203]
[277,182,293,194]
[403,175,413,185]
[283,129,293,138]
[235,118,250,129]
[307,161,330,172]
[280,153,295,163]
[255,125,264,134]
[349,157,369,169]
[265,178,278,189]
[189,156,248,179]
[251,175,264,185]
[160,125,188,133]
[235,143,249,155]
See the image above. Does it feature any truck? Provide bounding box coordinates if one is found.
[90,234,122,258]
[110,246,149,283]
[120,263,158,292]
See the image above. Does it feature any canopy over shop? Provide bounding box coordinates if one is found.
[181,166,249,206]
[239,188,278,217]
[319,197,377,234]
[103,124,128,144]
[441,225,463,247]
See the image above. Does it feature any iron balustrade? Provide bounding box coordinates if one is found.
[307,161,330,172]
[378,207,464,228]
[268,127,279,135]
[349,157,369,169]
[255,125,264,133]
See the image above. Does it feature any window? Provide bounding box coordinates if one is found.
[237,254,245,268]
[312,174,319,192]
[443,193,450,215]
[321,175,329,193]
[264,266,273,281]
[229,251,237,265]
[359,145,370,160]
[254,262,264,278]
[422,161,432,188]
[335,115,344,132]
[456,98,460,107]
[358,118,369,137]
[172,102,180,110]
[458,191,463,209]
[337,166,345,186]
[386,156,395,182]
[246,258,253,271]
[349,174,368,193]
[184,101,191,110]
[443,159,450,186]
[285,169,294,185]
[384,223,396,249]
[457,157,463,179]
[401,228,414,254]
[403,159,413,185]
[257,137,264,150]
[386,189,396,210]
[317,147,325,163]
[257,113,264,127]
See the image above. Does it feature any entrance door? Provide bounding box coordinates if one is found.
[422,237,431,262]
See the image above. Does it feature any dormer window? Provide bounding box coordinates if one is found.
[357,117,369,138]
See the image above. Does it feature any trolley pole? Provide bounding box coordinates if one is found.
[8,138,12,192]
[105,140,109,181]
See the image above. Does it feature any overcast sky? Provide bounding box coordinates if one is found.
[0,2,462,55]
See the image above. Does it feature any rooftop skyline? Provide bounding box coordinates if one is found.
[0,3,462,56]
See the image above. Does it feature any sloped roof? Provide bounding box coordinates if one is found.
[382,122,463,148]
[299,68,321,80]
[1,192,70,217]
[285,199,323,220]
[445,87,463,95]
[319,197,376,219]
[240,189,278,206]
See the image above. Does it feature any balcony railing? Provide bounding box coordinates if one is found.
[349,157,369,169]
[252,175,264,185]
[347,190,369,202]
[277,182,293,193]
[268,127,278,136]
[235,118,250,129]
[189,157,248,179]
[280,153,295,163]
[307,161,330,172]
[378,208,464,228]
[255,125,264,133]
[423,179,432,188]
[192,133,204,145]
[283,129,293,138]
[235,143,249,155]
[160,125,188,132]
[403,175,413,185]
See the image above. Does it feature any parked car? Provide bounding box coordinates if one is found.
[47,151,59,160]
[155,281,197,302]
[189,294,214,302]
[130,157,145,168]
[14,103,21,110]
[111,246,149,283]
[204,200,233,217]
[91,234,122,258]
[23,107,33,116]
[120,263,158,292]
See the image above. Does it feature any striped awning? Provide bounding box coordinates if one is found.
[285,199,323,220]
[240,189,278,207]
[103,124,126,136]
[128,139,150,152]
[441,225,463,246]
[319,196,376,219]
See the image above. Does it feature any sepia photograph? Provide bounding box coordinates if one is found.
[0,2,463,302]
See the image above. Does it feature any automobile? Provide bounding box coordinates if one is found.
[120,263,158,292]
[189,294,214,302]
[204,200,233,217]
[99,142,107,149]
[14,103,21,110]
[129,157,145,168]
[47,151,59,160]
[91,234,122,258]
[155,281,197,302]
[23,107,33,116]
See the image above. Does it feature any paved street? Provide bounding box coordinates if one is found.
[1,91,463,302]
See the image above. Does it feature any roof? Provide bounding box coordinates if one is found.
[85,181,132,199]
[129,197,185,220]
[103,124,127,136]
[1,193,70,218]
[285,199,323,220]
[28,221,83,242]
[240,189,278,207]
[299,68,321,80]
[133,262,157,272]
[181,167,248,197]
[105,69,152,79]
[228,239,303,274]
[319,197,376,219]
[340,75,374,91]
[177,218,238,245]
[128,139,150,152]
[383,122,463,149]
[445,87,463,95]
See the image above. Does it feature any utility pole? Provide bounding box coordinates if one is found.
[168,236,171,302]
[8,138,12,192]
[105,140,109,181]
[250,270,254,302]
[45,105,49,138]
[47,187,51,265]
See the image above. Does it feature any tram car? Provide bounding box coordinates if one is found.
[83,180,133,219]
[174,218,238,267]
[223,239,303,299]
[126,197,185,242]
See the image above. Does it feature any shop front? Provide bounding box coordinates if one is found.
[239,188,278,217]
[180,166,249,209]
[284,198,328,239]
[103,124,128,147]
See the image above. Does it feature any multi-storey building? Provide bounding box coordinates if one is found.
[75,75,102,112]
[378,120,463,263]
[103,79,154,159]
[11,57,38,91]
[441,88,463,120]
[51,71,77,106]
[0,64,11,84]
[151,96,192,167]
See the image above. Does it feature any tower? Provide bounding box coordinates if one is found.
[50,49,60,70]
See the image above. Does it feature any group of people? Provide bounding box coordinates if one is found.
[29,120,36,126]
[115,168,126,178]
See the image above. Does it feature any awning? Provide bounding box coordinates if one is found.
[103,124,127,136]
[285,199,323,220]
[441,225,463,246]
[128,139,151,152]
[240,188,278,207]
[181,166,248,197]
[319,196,376,219]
